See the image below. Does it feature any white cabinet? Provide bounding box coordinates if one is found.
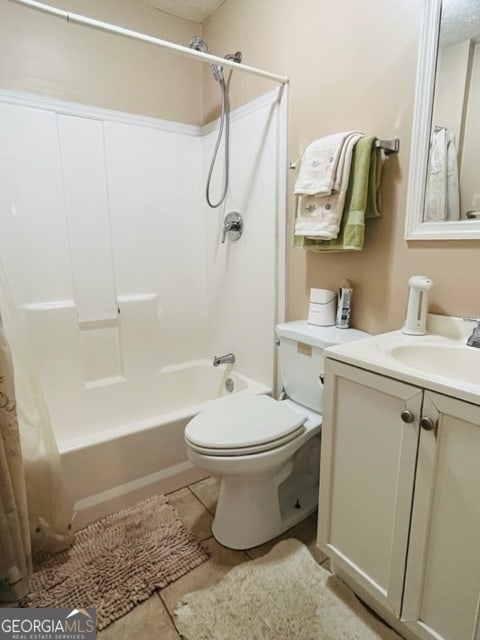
[318,360,421,618]
[403,391,480,640]
[318,358,480,640]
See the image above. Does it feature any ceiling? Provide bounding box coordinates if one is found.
[141,0,228,23]
[441,0,480,45]
[139,0,480,37]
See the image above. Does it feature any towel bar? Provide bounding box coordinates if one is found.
[289,137,400,169]
[374,138,400,154]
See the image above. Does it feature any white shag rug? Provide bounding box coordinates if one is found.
[174,538,401,640]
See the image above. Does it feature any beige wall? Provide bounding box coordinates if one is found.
[0,0,203,123]
[3,0,480,334]
[204,0,480,334]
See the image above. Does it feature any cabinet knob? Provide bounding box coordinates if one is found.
[401,409,415,423]
[420,416,436,431]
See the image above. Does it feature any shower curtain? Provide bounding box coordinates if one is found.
[0,260,73,583]
[0,318,31,601]
[12,335,74,557]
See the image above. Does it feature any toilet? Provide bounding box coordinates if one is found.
[185,320,368,550]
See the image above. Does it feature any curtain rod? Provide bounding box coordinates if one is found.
[8,0,289,86]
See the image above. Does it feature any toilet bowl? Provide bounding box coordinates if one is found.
[184,320,369,550]
[185,395,321,550]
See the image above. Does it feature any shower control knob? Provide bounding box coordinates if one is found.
[221,211,243,244]
[420,416,437,431]
[400,409,415,423]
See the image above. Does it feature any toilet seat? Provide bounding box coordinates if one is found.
[185,395,307,456]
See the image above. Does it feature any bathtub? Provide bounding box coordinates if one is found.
[59,360,271,530]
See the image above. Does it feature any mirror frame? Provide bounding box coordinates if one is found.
[404,0,480,240]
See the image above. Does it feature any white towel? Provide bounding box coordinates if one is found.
[446,131,460,221]
[295,193,346,240]
[294,131,363,196]
[424,128,460,222]
[294,132,362,239]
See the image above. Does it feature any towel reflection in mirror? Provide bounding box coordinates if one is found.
[424,126,460,222]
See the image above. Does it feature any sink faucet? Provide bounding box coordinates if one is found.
[464,318,480,348]
[212,353,235,367]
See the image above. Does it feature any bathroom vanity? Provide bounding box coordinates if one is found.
[317,315,480,640]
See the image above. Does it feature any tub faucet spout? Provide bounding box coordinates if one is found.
[213,353,235,366]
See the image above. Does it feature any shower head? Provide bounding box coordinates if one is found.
[189,36,208,53]
[211,64,224,82]
[189,36,224,82]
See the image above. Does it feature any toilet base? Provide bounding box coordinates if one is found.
[211,435,320,550]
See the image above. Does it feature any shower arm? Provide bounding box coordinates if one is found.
[8,0,289,86]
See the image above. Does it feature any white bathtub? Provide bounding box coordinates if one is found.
[60,361,271,530]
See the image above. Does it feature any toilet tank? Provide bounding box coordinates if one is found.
[276,320,369,413]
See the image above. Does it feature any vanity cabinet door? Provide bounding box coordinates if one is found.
[402,392,480,640]
[318,359,422,617]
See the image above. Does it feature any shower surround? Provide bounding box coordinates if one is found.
[0,87,286,528]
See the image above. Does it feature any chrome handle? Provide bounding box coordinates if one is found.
[420,416,436,431]
[319,372,325,385]
[221,222,233,243]
[401,409,415,423]
[221,211,243,244]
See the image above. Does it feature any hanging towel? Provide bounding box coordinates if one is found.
[294,132,362,240]
[293,137,385,252]
[294,131,363,196]
[473,590,480,640]
[424,128,447,221]
[424,128,460,222]
[446,131,460,221]
[367,140,384,220]
[294,192,346,240]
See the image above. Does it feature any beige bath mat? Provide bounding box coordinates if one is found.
[22,494,208,629]
[174,538,401,640]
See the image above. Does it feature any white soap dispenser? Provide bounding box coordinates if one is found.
[402,275,433,335]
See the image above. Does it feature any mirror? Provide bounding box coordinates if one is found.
[405,0,480,239]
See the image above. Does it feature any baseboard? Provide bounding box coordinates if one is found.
[71,461,208,531]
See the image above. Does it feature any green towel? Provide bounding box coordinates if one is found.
[293,136,383,252]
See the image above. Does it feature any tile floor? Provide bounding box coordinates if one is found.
[98,476,329,639]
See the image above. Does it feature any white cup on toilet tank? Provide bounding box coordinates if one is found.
[307,288,337,326]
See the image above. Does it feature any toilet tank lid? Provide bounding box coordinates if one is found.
[276,320,369,348]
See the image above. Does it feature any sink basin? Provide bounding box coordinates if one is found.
[389,344,480,385]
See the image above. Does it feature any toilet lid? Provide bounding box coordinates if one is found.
[185,395,307,453]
